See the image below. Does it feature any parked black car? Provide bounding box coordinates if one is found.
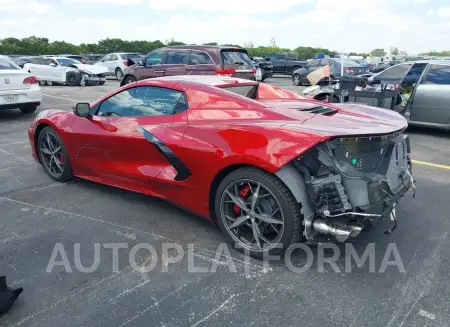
[265,52,307,75]
[252,56,273,81]
[292,58,370,86]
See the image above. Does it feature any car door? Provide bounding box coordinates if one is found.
[185,50,216,75]
[47,59,65,82]
[97,54,113,74]
[107,54,119,73]
[270,54,287,74]
[410,64,450,125]
[68,85,189,191]
[134,50,166,81]
[160,49,190,77]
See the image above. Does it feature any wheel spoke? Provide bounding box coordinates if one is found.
[40,147,52,155]
[52,146,61,154]
[225,190,249,213]
[254,213,283,225]
[226,215,248,230]
[48,156,55,173]
[54,157,63,172]
[251,183,260,211]
[46,134,54,151]
[252,220,262,250]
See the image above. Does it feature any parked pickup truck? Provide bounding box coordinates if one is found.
[266,52,307,75]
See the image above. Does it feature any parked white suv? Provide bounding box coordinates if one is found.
[94,52,143,80]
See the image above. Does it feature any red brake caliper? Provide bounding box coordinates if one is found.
[232,185,250,215]
[59,154,64,164]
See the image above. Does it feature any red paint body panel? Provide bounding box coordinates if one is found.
[28,76,408,220]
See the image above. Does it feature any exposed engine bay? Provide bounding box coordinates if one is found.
[277,130,414,242]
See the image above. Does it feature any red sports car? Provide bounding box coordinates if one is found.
[28,76,414,258]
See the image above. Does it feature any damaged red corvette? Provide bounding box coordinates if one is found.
[28,76,415,258]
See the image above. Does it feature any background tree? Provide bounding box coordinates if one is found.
[390,46,399,56]
[369,48,386,57]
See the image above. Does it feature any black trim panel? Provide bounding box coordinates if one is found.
[136,126,191,181]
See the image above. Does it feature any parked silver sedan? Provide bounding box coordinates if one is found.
[369,60,450,130]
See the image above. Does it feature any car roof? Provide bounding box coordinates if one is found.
[165,45,244,50]
[150,75,258,86]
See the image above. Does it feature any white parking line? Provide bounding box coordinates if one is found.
[42,94,79,103]
[0,141,28,147]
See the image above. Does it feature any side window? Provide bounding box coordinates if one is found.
[188,51,214,65]
[109,54,118,61]
[145,51,164,66]
[287,53,297,60]
[274,54,287,60]
[164,50,190,65]
[423,65,450,85]
[102,55,111,62]
[96,86,187,117]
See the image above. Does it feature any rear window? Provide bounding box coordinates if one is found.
[221,85,257,98]
[121,53,143,59]
[189,51,214,65]
[332,59,362,67]
[0,58,19,70]
[221,50,253,67]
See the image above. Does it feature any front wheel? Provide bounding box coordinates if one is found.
[66,72,81,86]
[123,75,136,85]
[215,167,304,259]
[293,73,302,86]
[37,126,73,182]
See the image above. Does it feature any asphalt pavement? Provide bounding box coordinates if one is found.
[0,76,449,327]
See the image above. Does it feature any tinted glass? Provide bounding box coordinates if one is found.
[221,50,253,67]
[0,58,20,70]
[146,51,164,65]
[221,85,257,98]
[330,59,362,67]
[273,53,287,60]
[307,59,321,67]
[97,86,186,117]
[423,65,450,85]
[165,50,189,64]
[188,51,214,65]
[56,58,81,66]
[287,53,298,60]
[373,63,413,82]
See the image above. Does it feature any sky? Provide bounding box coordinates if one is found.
[0,0,449,54]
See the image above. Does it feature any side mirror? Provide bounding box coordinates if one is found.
[49,62,56,67]
[74,103,91,118]
[138,60,144,66]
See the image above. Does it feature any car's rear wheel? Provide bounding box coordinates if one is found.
[37,126,73,182]
[215,167,304,259]
[115,68,124,80]
[293,73,302,86]
[123,75,136,85]
[20,104,38,114]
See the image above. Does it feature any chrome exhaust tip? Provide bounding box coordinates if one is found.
[312,219,364,242]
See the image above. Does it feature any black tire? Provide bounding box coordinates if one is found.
[214,167,304,259]
[37,126,73,182]
[115,68,124,80]
[20,104,38,114]
[293,73,302,86]
[66,72,81,86]
[123,75,136,85]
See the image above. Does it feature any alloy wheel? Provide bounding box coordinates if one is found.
[294,74,300,85]
[220,179,284,252]
[39,133,65,178]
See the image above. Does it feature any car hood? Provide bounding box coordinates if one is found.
[73,64,108,75]
[260,100,408,137]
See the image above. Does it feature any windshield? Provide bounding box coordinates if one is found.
[56,58,81,66]
[121,53,143,59]
[221,50,253,67]
[0,57,20,70]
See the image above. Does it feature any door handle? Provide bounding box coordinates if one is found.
[155,70,165,74]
